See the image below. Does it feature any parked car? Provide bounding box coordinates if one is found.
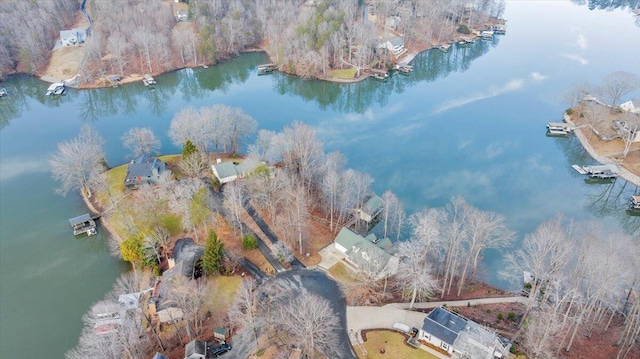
[209,343,231,357]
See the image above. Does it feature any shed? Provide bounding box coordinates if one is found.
[184,339,207,359]
[214,327,229,341]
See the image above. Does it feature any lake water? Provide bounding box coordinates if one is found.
[1,1,639,357]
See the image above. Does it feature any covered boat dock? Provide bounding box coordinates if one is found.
[69,213,97,236]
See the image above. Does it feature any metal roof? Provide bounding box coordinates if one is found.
[69,213,92,226]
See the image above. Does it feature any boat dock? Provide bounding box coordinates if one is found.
[547,122,573,135]
[46,82,65,96]
[143,74,156,86]
[572,164,620,179]
[631,196,640,210]
[0,87,7,97]
[69,213,98,236]
[257,63,277,75]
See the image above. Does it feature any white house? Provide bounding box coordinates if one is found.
[419,307,511,359]
[211,158,260,184]
[620,100,640,114]
[380,37,407,58]
[60,28,86,46]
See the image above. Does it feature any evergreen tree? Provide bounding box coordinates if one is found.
[182,139,198,159]
[203,230,224,275]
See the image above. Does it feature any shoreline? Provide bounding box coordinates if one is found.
[564,113,640,187]
[36,30,493,89]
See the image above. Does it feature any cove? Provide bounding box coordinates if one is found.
[1,1,639,358]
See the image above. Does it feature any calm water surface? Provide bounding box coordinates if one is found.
[1,1,639,357]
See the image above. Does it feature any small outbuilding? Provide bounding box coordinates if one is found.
[184,339,207,359]
[214,327,229,342]
[152,352,169,359]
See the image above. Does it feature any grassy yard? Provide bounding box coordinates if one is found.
[203,275,242,316]
[358,331,439,359]
[327,262,358,284]
[329,67,357,79]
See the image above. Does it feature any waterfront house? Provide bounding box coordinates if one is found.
[334,227,399,277]
[620,100,640,114]
[381,37,407,58]
[124,155,167,189]
[60,28,86,46]
[356,194,384,222]
[211,158,260,184]
[419,306,511,358]
[184,339,207,359]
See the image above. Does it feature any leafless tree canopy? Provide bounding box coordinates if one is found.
[1,0,505,81]
[121,127,161,158]
[50,125,106,197]
[275,293,340,359]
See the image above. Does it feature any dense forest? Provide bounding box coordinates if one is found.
[0,0,506,82]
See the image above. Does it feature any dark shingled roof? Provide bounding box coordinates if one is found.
[164,238,204,280]
[421,307,467,346]
[124,155,166,186]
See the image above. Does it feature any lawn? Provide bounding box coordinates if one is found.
[203,275,242,316]
[327,262,358,284]
[329,67,357,79]
[358,331,439,359]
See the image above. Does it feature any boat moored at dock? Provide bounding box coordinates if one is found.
[69,213,97,236]
[46,82,65,96]
[143,74,157,86]
[257,63,277,75]
[547,122,573,136]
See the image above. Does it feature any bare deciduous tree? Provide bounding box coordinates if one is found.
[50,125,106,198]
[276,293,340,359]
[121,127,160,158]
[601,71,640,109]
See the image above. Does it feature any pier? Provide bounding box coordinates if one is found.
[257,63,277,75]
[69,213,98,236]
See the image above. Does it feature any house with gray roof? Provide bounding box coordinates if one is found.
[419,306,511,358]
[60,28,86,46]
[163,238,204,280]
[124,155,167,189]
[334,227,399,277]
[184,339,207,359]
[211,158,260,184]
[356,194,384,222]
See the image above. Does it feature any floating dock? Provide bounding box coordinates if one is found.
[143,74,156,86]
[572,164,620,179]
[69,213,97,236]
[46,82,65,96]
[547,122,573,135]
[257,63,277,75]
[0,87,7,97]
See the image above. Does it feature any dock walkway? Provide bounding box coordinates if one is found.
[564,114,640,187]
